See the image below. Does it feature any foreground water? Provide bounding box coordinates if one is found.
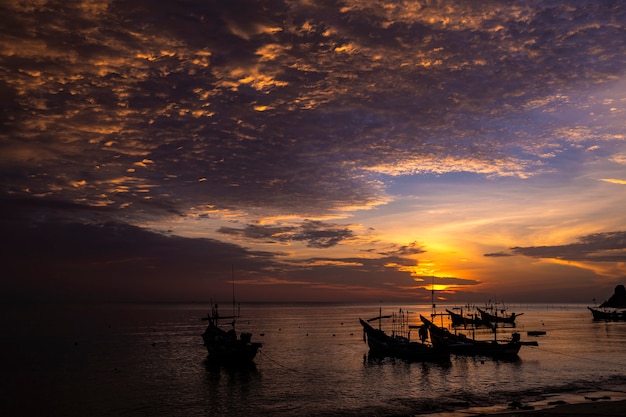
[2,303,626,416]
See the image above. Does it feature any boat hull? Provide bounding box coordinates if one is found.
[420,315,533,358]
[359,319,449,362]
[446,309,485,327]
[202,326,262,363]
[476,307,518,324]
[442,340,521,357]
[588,307,626,321]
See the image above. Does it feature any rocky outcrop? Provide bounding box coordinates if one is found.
[600,284,626,308]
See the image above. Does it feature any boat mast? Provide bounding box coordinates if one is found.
[231,264,237,330]
[232,264,236,317]
[431,276,436,318]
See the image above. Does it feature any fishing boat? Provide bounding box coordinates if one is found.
[201,266,262,364]
[588,306,626,321]
[446,307,485,327]
[420,315,537,358]
[201,303,262,363]
[476,305,521,325]
[359,309,449,362]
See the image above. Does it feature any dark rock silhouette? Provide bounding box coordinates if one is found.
[599,285,626,308]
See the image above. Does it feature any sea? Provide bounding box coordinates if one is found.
[2,302,626,416]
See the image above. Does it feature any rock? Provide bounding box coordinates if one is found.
[599,285,626,308]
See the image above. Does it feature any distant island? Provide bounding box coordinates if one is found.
[599,284,626,308]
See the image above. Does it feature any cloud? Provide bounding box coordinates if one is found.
[378,241,426,257]
[412,275,481,286]
[2,0,626,223]
[0,200,428,302]
[218,220,354,248]
[511,231,626,262]
[600,178,626,185]
[0,216,278,302]
[484,252,515,257]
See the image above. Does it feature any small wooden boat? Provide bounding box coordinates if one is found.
[359,309,449,362]
[446,308,485,327]
[201,304,262,363]
[588,306,626,321]
[420,315,537,358]
[476,306,521,325]
[201,266,261,364]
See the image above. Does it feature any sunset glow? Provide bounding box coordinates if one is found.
[2,0,626,304]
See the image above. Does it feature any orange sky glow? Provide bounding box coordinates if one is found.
[2,0,626,304]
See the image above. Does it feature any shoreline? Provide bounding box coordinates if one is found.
[474,399,626,416]
[425,389,626,417]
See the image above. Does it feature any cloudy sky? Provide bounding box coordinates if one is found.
[2,0,626,303]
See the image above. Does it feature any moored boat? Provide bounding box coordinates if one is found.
[446,308,485,327]
[359,309,449,362]
[587,306,626,321]
[588,285,626,321]
[201,304,262,364]
[476,305,521,325]
[201,266,262,364]
[420,315,537,358]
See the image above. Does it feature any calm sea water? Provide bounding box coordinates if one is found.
[2,302,626,416]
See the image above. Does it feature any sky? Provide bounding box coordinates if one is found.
[2,0,626,304]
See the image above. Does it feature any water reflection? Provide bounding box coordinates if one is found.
[202,356,262,416]
[203,356,259,374]
[363,352,452,369]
